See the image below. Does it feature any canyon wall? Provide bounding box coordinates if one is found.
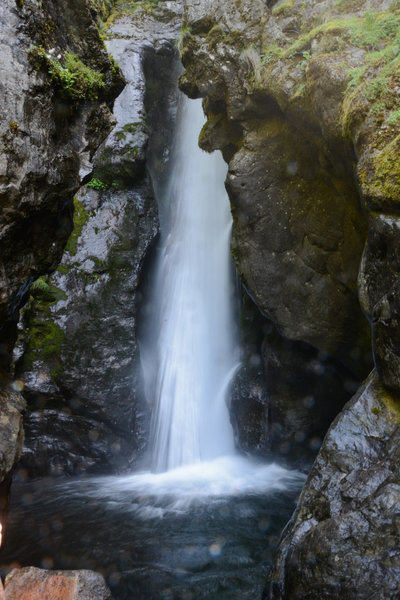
[179,0,400,596]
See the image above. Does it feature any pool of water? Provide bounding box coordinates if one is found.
[0,457,304,599]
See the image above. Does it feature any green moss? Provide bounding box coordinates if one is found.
[20,294,66,378]
[64,53,105,100]
[28,47,105,102]
[261,44,284,65]
[272,0,296,18]
[339,13,400,136]
[388,108,400,124]
[65,197,89,256]
[30,321,64,356]
[264,10,400,68]
[56,265,70,274]
[283,20,350,58]
[115,121,144,141]
[347,66,367,91]
[126,145,139,157]
[9,121,19,133]
[22,318,65,380]
[364,75,388,101]
[87,177,109,191]
[349,11,400,49]
[334,0,365,13]
[175,26,193,52]
[30,276,50,299]
[361,134,400,202]
[30,276,67,304]
[375,381,400,422]
[101,0,162,30]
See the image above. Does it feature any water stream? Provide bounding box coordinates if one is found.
[0,96,305,599]
[141,95,238,472]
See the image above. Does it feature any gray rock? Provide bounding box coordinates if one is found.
[16,1,183,476]
[0,389,25,482]
[359,214,400,391]
[0,0,122,372]
[265,372,400,600]
[225,121,370,372]
[230,294,361,467]
[180,0,372,374]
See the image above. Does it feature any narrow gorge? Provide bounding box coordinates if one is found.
[0,0,399,598]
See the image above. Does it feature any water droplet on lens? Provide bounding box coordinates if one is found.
[11,379,24,392]
[303,396,315,409]
[41,556,54,569]
[209,542,222,557]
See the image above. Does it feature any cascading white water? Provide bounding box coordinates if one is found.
[142,95,239,473]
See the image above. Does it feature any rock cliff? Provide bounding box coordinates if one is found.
[179,0,400,596]
[0,0,123,483]
[13,0,182,476]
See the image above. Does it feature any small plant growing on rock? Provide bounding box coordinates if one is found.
[30,276,51,300]
[87,177,109,191]
[28,46,105,102]
[388,109,400,125]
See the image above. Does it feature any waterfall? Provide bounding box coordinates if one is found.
[142,95,239,473]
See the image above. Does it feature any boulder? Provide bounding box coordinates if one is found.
[265,372,400,600]
[4,567,112,600]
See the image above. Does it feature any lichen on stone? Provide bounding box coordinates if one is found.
[65,197,90,256]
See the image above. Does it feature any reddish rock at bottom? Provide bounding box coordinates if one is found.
[3,566,112,600]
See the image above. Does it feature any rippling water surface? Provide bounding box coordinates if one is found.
[1,456,304,599]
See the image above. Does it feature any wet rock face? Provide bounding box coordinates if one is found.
[15,1,183,476]
[359,214,400,391]
[180,0,372,374]
[17,184,158,476]
[0,390,25,482]
[0,0,122,484]
[226,118,369,371]
[4,566,112,600]
[265,373,400,600]
[0,0,122,373]
[231,296,360,467]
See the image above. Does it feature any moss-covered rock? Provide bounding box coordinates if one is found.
[15,0,182,477]
[178,0,379,375]
[0,0,124,374]
[178,3,400,595]
[225,115,370,371]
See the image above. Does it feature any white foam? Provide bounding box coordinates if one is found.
[61,456,305,517]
